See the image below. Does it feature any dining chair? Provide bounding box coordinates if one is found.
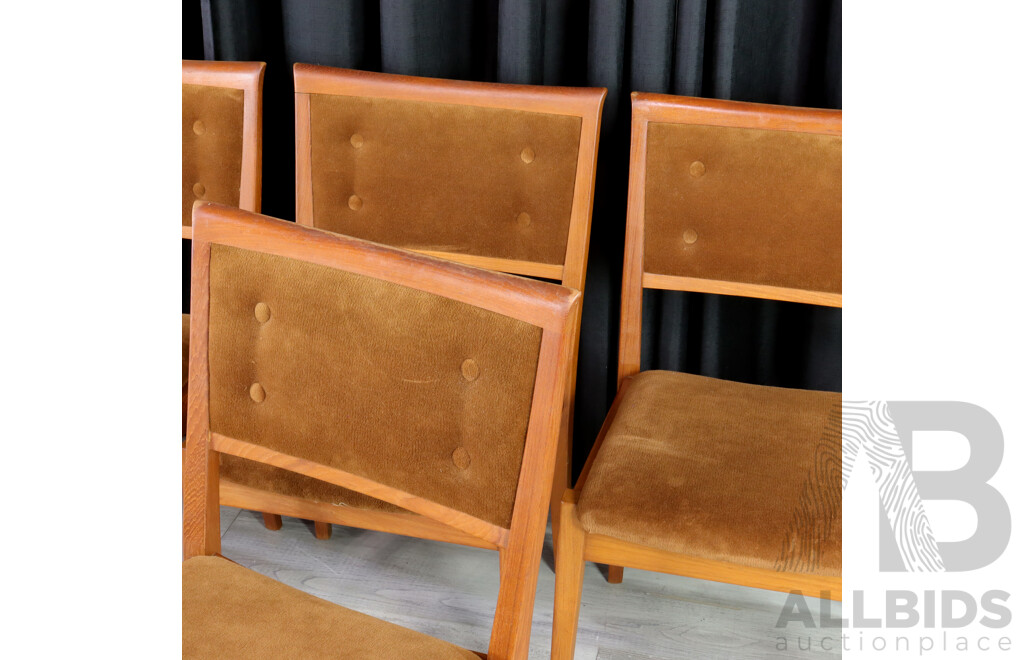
[184,202,580,659]
[550,92,842,658]
[221,63,604,544]
[181,59,264,435]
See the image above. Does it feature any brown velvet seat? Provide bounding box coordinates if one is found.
[183,556,478,659]
[184,204,580,658]
[550,94,842,659]
[576,370,840,576]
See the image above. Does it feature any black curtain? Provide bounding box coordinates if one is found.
[184,0,842,478]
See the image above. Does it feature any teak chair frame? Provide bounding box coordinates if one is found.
[184,203,581,659]
[550,93,842,659]
[181,59,265,240]
[223,63,605,545]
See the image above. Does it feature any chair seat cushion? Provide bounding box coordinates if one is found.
[576,370,841,576]
[183,555,479,659]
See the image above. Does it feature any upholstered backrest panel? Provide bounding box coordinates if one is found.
[182,84,245,227]
[643,122,841,294]
[307,93,582,266]
[207,244,542,528]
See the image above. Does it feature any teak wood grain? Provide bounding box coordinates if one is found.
[183,203,581,659]
[552,93,843,660]
[183,232,217,559]
[285,64,605,552]
[632,91,841,136]
[490,302,579,659]
[260,512,282,531]
[294,63,605,117]
[584,533,842,600]
[551,492,588,659]
[641,273,842,308]
[415,252,563,282]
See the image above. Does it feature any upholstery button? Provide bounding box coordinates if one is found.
[192,120,206,135]
[350,134,364,148]
[683,229,698,244]
[516,212,531,228]
[254,302,271,323]
[348,195,363,211]
[461,358,479,381]
[249,383,266,403]
[520,147,535,163]
[193,182,206,197]
[452,447,471,470]
[689,161,706,177]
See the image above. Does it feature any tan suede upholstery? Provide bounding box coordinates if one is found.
[208,244,542,529]
[307,93,582,265]
[577,370,841,576]
[643,122,841,293]
[183,555,478,659]
[182,84,245,227]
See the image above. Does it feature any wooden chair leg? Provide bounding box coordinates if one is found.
[550,428,569,554]
[551,493,587,660]
[551,380,574,557]
[606,565,624,583]
[314,521,332,540]
[261,513,282,531]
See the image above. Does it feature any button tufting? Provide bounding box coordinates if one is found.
[350,134,364,148]
[452,447,471,470]
[192,120,206,135]
[683,229,698,245]
[250,383,266,403]
[516,212,531,228]
[254,302,271,323]
[461,358,480,381]
[689,161,706,177]
[193,182,206,197]
[348,195,363,211]
[520,147,535,163]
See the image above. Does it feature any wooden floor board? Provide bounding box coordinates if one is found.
[219,507,841,659]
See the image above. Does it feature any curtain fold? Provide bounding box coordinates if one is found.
[186,0,842,477]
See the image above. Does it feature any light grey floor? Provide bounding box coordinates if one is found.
[219,506,841,659]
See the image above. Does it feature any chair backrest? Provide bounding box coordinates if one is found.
[182,60,265,239]
[183,203,580,659]
[293,64,605,291]
[619,93,842,385]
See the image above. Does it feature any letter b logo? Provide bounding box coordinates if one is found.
[843,401,1011,571]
